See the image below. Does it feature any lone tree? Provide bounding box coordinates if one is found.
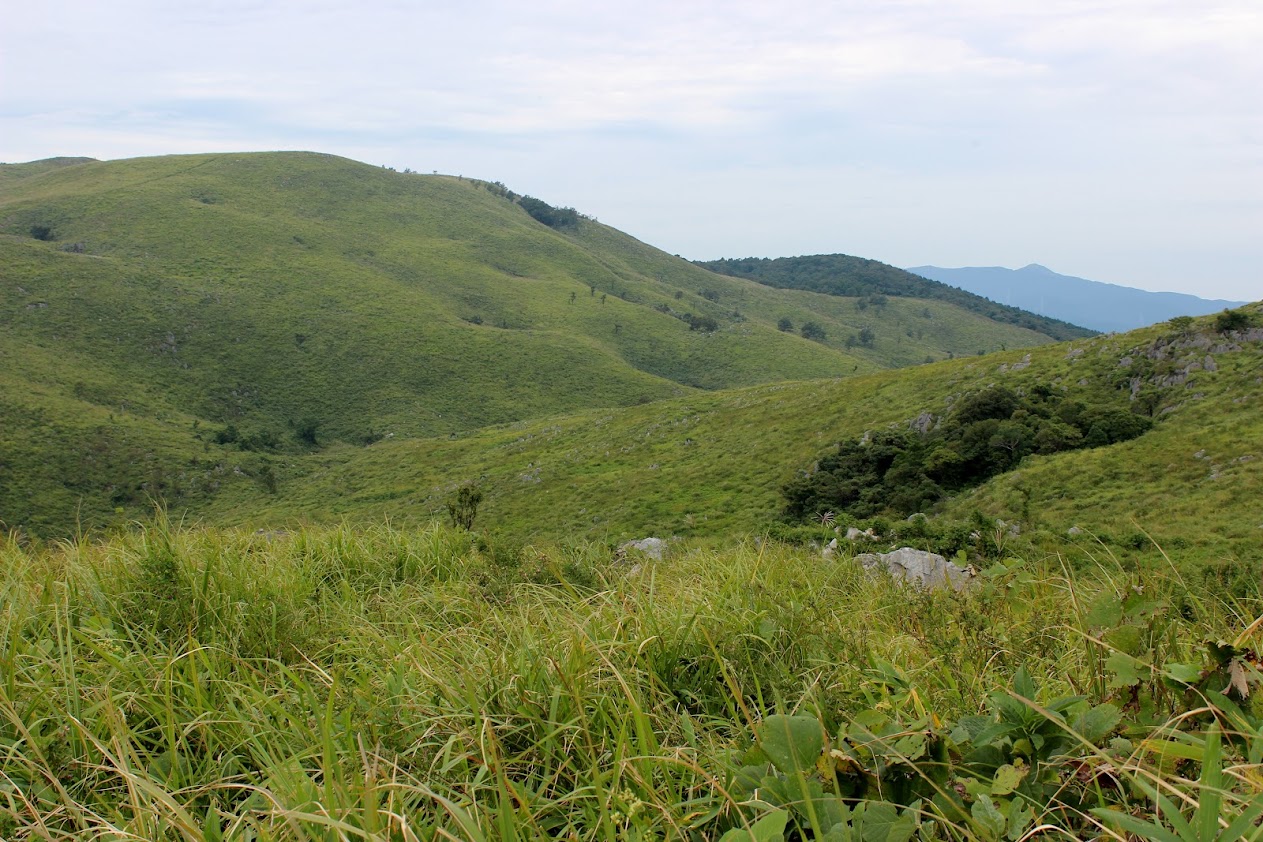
[800,321,826,341]
[446,483,483,530]
[777,317,794,332]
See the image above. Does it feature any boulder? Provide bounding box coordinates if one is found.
[822,538,839,559]
[854,547,975,591]
[618,537,667,561]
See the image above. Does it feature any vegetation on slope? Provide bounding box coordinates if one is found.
[1,152,1065,536]
[698,254,1095,341]
[4,521,1263,839]
[193,306,1262,571]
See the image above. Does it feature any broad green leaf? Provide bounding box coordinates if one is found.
[1005,799,1033,841]
[758,715,825,775]
[1164,662,1202,685]
[821,822,853,842]
[971,794,1006,840]
[720,808,789,842]
[1103,623,1142,655]
[990,763,1024,796]
[1084,595,1123,629]
[1011,667,1036,701]
[858,802,916,842]
[1105,652,1140,689]
[1072,703,1122,744]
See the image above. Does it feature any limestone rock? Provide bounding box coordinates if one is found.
[854,547,975,591]
[618,537,667,561]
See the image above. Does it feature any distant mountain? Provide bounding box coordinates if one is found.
[907,264,1245,333]
[698,255,1094,342]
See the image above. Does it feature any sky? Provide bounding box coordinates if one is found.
[2,0,1260,300]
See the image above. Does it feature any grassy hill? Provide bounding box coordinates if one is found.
[198,305,1262,568]
[1,151,1060,536]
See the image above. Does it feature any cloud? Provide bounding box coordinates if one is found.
[2,0,1260,298]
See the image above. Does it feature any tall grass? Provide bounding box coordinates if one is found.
[2,521,1261,839]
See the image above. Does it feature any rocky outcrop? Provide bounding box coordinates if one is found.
[853,547,975,591]
[617,537,667,561]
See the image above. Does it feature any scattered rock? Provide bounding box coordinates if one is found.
[1117,356,1133,368]
[845,527,877,542]
[822,538,839,559]
[1193,450,1207,460]
[1067,526,1083,536]
[618,537,667,561]
[1066,348,1084,359]
[1011,354,1032,371]
[853,547,975,591]
[910,411,936,434]
[1204,355,1218,372]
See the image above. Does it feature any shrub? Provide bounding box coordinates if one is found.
[446,483,483,530]
[1215,308,1252,333]
[800,322,826,341]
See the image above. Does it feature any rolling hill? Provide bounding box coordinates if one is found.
[198,305,1263,568]
[1,151,1067,535]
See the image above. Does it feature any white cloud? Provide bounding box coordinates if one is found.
[1,0,1260,298]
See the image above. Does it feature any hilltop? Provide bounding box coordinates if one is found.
[2,151,1060,535]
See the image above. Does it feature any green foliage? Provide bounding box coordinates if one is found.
[800,321,826,341]
[687,313,720,332]
[445,483,483,529]
[517,194,581,229]
[783,382,1154,521]
[1216,307,1254,333]
[1168,315,1195,333]
[778,317,794,332]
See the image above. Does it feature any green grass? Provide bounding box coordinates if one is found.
[0,151,1065,536]
[3,520,1263,839]
[187,307,1263,572]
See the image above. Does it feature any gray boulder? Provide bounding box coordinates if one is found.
[618,537,667,561]
[854,547,975,591]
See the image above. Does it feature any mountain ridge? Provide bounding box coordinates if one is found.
[908,263,1245,333]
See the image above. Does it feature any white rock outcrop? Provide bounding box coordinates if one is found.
[853,547,975,591]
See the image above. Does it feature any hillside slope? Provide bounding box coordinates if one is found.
[1,151,1061,535]
[203,306,1262,566]
[909,263,1246,333]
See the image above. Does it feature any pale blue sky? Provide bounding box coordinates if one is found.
[2,0,1260,299]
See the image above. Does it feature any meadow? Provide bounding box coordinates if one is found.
[4,519,1263,840]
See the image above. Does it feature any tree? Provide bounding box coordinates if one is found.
[858,326,875,347]
[800,322,826,341]
[1167,315,1194,334]
[1215,308,1251,334]
[446,484,483,530]
[294,417,320,447]
[777,317,794,332]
